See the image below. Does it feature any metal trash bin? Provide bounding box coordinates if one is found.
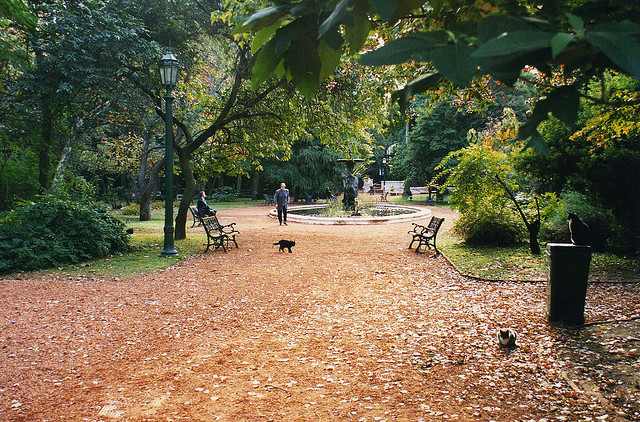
[546,243,592,326]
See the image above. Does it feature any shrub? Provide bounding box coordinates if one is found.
[209,186,239,202]
[117,201,164,217]
[120,203,139,215]
[51,174,97,203]
[0,194,130,274]
[436,135,527,247]
[454,203,526,246]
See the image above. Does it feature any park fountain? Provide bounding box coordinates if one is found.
[268,156,431,225]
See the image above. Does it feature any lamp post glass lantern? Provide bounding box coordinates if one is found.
[160,51,179,256]
[159,51,178,87]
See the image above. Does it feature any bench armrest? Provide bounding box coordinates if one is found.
[410,223,428,233]
[417,228,439,240]
[219,222,239,234]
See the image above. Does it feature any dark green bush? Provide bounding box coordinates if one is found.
[0,194,130,273]
[120,203,139,215]
[454,205,526,246]
[209,186,239,202]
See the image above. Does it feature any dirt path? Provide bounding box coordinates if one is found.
[1,206,638,421]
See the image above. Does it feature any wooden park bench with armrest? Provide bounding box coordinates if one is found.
[408,216,445,256]
[200,214,239,252]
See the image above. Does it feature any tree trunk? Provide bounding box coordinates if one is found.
[174,149,196,240]
[630,184,640,256]
[250,172,259,199]
[137,164,161,222]
[136,125,158,221]
[139,192,152,221]
[51,140,71,189]
[0,169,8,210]
[39,99,53,190]
[495,175,542,256]
[236,174,242,193]
[528,220,541,255]
[0,148,11,210]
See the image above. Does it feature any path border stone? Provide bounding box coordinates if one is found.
[438,248,639,285]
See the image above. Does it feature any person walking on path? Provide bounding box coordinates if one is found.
[274,182,289,225]
[197,191,216,217]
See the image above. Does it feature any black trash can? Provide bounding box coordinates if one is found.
[546,243,592,326]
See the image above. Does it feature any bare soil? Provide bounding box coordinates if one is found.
[1,205,639,421]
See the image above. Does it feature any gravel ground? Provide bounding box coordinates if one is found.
[1,205,638,421]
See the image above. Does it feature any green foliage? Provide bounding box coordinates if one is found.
[0,0,36,29]
[243,0,640,151]
[391,93,484,186]
[120,203,140,216]
[51,174,98,203]
[454,206,526,246]
[0,147,39,210]
[517,73,640,252]
[0,193,130,274]
[435,141,526,246]
[262,140,342,199]
[209,186,240,202]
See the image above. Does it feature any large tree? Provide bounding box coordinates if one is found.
[122,0,388,239]
[2,0,155,191]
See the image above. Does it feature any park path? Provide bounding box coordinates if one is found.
[1,206,639,421]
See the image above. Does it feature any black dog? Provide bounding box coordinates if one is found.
[273,239,295,253]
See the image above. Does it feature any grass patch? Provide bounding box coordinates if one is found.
[53,233,203,278]
[440,233,639,282]
[51,201,259,278]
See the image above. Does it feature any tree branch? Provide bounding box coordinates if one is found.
[495,174,531,228]
[187,49,247,154]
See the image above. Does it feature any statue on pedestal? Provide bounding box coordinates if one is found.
[342,173,358,211]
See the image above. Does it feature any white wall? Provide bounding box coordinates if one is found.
[382,180,404,194]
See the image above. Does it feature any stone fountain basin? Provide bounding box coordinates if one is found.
[268,204,431,225]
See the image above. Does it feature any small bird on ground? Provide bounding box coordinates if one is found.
[568,212,591,246]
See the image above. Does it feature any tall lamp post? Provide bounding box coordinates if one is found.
[159,51,179,256]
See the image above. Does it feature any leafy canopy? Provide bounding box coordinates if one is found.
[0,0,36,29]
[242,0,640,150]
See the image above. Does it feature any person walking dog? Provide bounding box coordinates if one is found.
[274,182,289,225]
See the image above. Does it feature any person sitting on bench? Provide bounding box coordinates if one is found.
[197,191,216,217]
